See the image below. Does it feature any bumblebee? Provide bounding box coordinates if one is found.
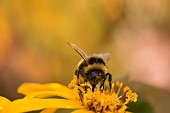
[67,41,112,92]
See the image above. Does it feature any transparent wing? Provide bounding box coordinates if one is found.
[93,53,111,63]
[66,41,88,60]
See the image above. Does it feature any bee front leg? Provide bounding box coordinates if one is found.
[75,69,80,86]
[92,84,96,92]
[100,78,106,91]
[106,73,112,90]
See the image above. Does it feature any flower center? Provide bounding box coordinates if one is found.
[68,76,138,113]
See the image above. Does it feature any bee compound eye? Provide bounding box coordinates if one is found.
[98,72,102,76]
[91,71,97,75]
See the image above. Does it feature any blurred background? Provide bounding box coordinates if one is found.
[0,0,170,113]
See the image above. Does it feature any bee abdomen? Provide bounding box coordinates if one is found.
[88,57,106,65]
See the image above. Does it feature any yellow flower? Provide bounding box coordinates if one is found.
[0,95,83,113]
[18,76,138,113]
[0,96,11,112]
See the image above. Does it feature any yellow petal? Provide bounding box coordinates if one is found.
[24,90,77,100]
[0,96,11,110]
[18,83,77,100]
[2,98,84,113]
[71,109,94,113]
[40,108,58,113]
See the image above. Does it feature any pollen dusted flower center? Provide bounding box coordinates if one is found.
[68,76,138,113]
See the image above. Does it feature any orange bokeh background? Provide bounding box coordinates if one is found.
[1,1,170,113]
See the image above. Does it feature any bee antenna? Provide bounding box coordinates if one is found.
[66,41,88,61]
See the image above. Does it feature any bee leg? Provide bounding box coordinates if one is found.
[92,85,95,92]
[106,73,112,90]
[75,69,80,86]
[100,78,106,91]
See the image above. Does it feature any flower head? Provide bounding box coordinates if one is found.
[68,76,138,113]
[18,76,138,113]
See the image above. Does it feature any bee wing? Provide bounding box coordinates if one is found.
[66,41,88,60]
[93,53,111,63]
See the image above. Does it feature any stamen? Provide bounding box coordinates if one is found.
[68,76,78,88]
[68,76,138,113]
[116,81,123,96]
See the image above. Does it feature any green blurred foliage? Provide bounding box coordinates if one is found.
[127,97,154,113]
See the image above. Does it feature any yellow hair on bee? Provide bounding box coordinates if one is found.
[84,64,107,74]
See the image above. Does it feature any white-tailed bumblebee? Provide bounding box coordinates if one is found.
[67,41,112,92]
